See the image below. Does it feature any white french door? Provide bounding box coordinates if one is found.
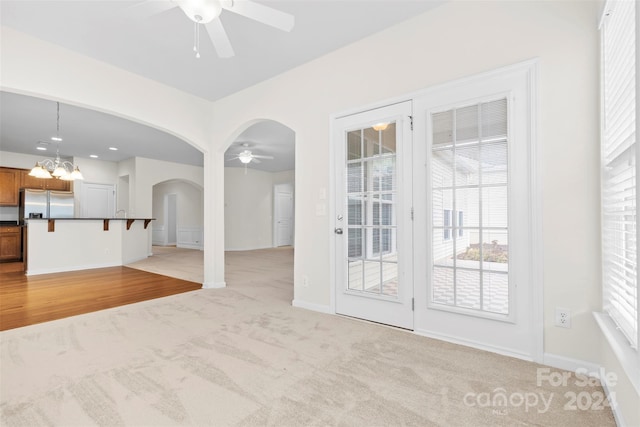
[331,63,538,359]
[413,63,538,359]
[334,102,414,329]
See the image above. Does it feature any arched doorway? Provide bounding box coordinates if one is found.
[222,119,296,299]
[151,179,204,250]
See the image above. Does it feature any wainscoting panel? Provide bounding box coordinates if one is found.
[177,227,203,250]
[152,225,166,246]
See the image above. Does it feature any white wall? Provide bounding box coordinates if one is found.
[118,158,136,217]
[224,167,293,250]
[72,156,118,185]
[209,0,600,367]
[133,157,203,218]
[152,179,204,248]
[1,25,217,286]
[2,2,637,422]
[0,150,52,169]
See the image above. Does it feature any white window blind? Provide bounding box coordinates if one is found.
[601,0,637,348]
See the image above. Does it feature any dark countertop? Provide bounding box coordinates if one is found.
[25,218,155,221]
[0,221,22,227]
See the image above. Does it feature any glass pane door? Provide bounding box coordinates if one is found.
[334,101,413,330]
[347,124,398,298]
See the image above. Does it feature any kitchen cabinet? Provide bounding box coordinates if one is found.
[47,178,72,191]
[0,226,22,261]
[0,168,21,206]
[20,170,71,191]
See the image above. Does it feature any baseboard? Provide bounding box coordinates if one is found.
[202,281,226,289]
[542,353,629,426]
[414,328,534,362]
[122,255,148,265]
[177,243,204,250]
[598,372,627,427]
[542,353,600,374]
[291,299,333,314]
[26,261,121,276]
[225,245,273,251]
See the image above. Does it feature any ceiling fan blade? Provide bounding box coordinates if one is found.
[252,154,274,159]
[126,0,176,20]
[222,0,294,32]
[205,19,235,58]
[226,156,241,161]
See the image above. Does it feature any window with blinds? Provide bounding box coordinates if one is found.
[601,0,637,349]
[431,98,510,316]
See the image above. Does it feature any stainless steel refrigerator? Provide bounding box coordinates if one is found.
[19,189,74,220]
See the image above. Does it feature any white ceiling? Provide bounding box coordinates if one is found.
[0,0,443,170]
[224,120,295,172]
[0,91,205,166]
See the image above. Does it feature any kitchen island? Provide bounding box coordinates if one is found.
[24,218,154,275]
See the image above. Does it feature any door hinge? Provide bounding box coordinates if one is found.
[411,207,414,220]
[409,115,413,131]
[412,298,415,311]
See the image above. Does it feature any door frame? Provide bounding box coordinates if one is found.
[329,59,542,362]
[273,182,294,247]
[331,101,414,330]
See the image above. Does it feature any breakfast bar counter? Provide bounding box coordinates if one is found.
[24,218,155,275]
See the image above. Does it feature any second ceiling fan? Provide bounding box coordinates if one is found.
[132,0,295,58]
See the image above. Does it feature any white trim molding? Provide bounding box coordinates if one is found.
[26,261,120,276]
[152,225,166,246]
[292,299,333,314]
[594,312,640,395]
[177,226,204,250]
[202,281,226,289]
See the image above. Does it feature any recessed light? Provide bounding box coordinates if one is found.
[90,155,99,158]
[36,147,47,151]
[109,147,118,151]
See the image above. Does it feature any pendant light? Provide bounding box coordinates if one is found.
[29,102,84,181]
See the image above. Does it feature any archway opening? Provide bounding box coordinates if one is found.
[222,119,296,301]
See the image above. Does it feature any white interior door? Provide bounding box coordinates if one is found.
[412,63,538,359]
[274,183,293,247]
[334,101,413,330]
[81,183,115,218]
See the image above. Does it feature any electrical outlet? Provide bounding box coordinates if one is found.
[555,307,571,328]
[302,276,309,288]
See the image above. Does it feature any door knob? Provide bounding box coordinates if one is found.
[334,228,343,235]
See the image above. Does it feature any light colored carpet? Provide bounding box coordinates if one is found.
[1,248,614,426]
[127,246,204,284]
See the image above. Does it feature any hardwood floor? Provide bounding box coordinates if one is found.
[0,266,201,331]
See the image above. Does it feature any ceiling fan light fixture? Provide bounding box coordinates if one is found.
[238,150,253,164]
[178,0,222,24]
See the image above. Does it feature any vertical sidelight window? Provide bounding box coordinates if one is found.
[431,98,509,315]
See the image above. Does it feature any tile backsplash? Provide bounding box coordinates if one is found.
[0,206,19,221]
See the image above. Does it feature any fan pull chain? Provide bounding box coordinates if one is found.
[193,20,201,59]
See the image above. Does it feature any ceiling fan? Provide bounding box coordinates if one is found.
[227,143,274,164]
[131,0,295,58]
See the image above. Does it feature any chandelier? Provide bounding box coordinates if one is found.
[29,102,84,181]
